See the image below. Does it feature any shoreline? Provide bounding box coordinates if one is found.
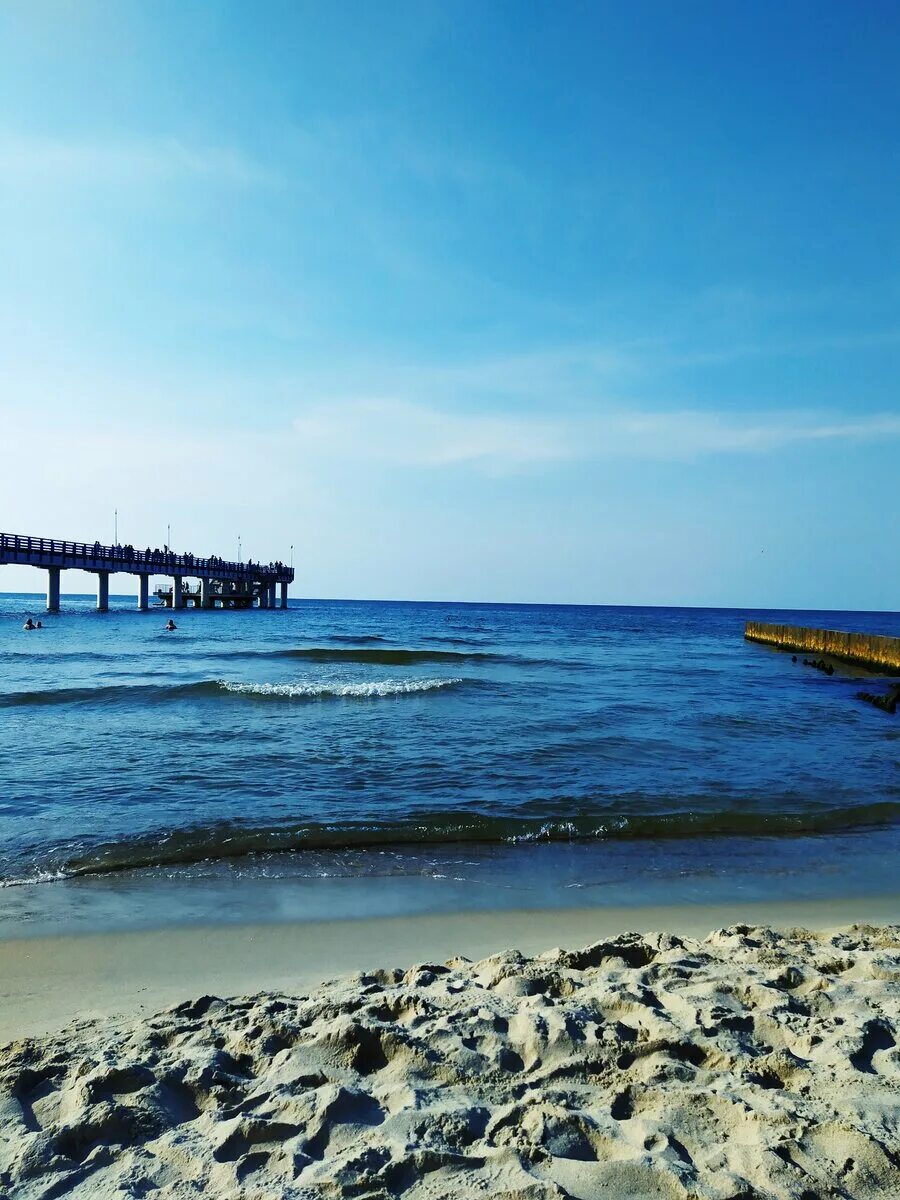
[2,892,898,1043]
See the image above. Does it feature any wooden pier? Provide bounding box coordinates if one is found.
[0,532,294,613]
[154,585,260,610]
[745,621,900,672]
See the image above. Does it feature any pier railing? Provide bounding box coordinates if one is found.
[0,532,293,584]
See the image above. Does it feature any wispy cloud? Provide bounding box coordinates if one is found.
[0,131,273,187]
[294,399,571,468]
[3,338,898,479]
[668,329,900,368]
[292,398,900,470]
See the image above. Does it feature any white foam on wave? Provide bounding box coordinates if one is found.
[506,820,579,843]
[216,678,465,700]
[0,868,68,888]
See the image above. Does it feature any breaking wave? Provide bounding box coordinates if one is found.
[217,678,466,700]
[6,800,900,885]
[0,677,471,708]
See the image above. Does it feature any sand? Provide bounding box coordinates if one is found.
[4,896,900,1044]
[1,919,899,1199]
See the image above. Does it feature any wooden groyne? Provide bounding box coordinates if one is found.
[745,621,900,673]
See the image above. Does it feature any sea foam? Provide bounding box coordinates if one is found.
[216,678,465,700]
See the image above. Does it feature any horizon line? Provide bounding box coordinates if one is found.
[0,590,897,617]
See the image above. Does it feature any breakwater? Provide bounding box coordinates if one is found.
[745,621,900,672]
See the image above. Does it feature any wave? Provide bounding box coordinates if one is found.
[243,646,504,665]
[217,678,465,700]
[0,682,205,707]
[224,646,565,668]
[421,636,491,647]
[0,677,470,708]
[11,800,900,884]
[0,650,141,664]
[0,644,538,668]
[325,634,387,644]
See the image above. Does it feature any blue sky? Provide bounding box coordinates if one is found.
[1,1,898,607]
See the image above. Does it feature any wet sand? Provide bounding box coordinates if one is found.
[1,894,898,1042]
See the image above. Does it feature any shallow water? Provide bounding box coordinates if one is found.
[1,593,898,934]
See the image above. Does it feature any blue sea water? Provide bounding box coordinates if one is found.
[0,593,898,936]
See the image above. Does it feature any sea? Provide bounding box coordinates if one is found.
[1,594,898,938]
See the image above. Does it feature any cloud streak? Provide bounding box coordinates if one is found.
[0,131,273,188]
[291,398,900,470]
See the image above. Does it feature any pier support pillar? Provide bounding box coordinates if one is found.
[269,581,277,609]
[280,580,288,609]
[201,577,213,609]
[96,570,109,612]
[258,585,268,609]
[46,566,61,613]
[137,574,149,611]
[172,575,184,609]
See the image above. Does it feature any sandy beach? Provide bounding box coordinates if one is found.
[2,900,899,1198]
[1,897,899,1043]
[4,1,899,1196]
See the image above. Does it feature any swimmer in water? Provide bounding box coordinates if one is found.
[165,618,177,631]
[35,620,43,629]
[23,618,35,631]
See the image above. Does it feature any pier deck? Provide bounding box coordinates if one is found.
[1,532,294,613]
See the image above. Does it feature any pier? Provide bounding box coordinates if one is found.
[745,621,900,672]
[0,532,294,613]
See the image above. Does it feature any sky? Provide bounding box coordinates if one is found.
[0,0,898,608]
